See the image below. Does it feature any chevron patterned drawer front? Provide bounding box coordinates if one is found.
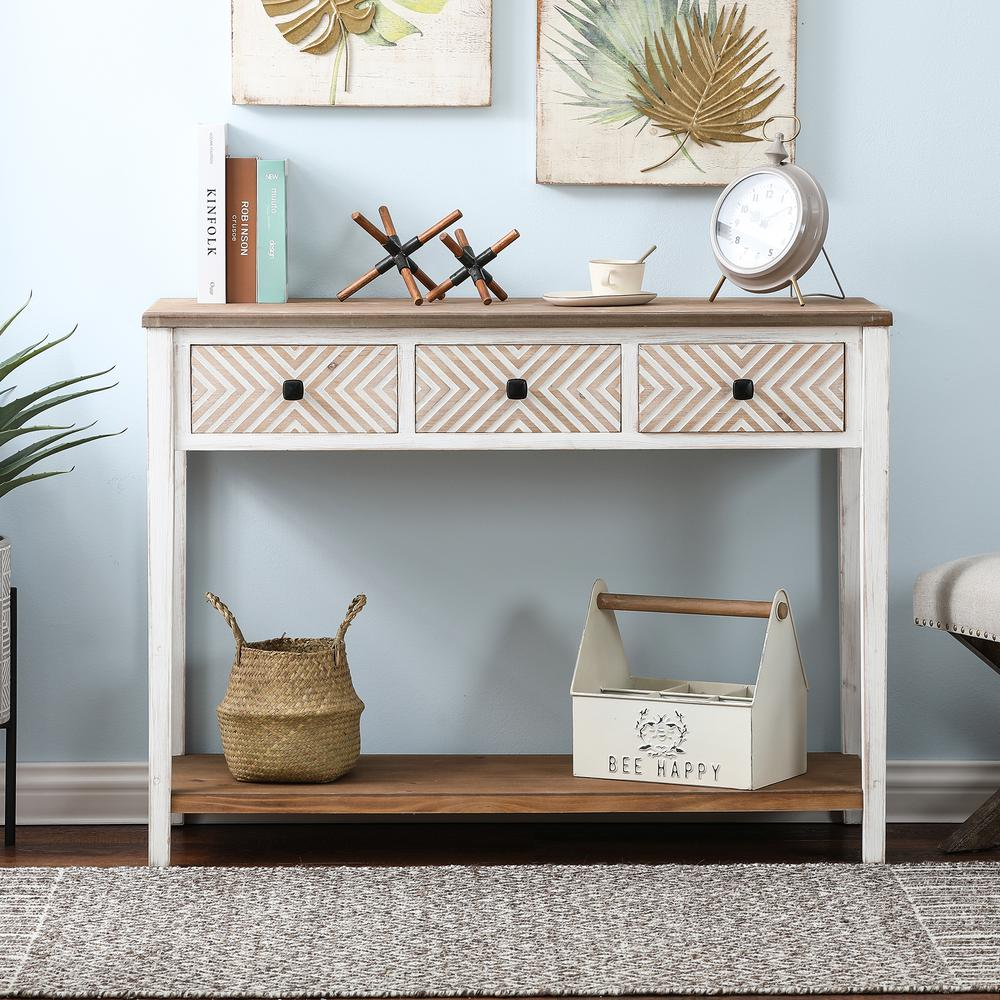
[191,345,398,434]
[416,344,622,433]
[639,343,846,434]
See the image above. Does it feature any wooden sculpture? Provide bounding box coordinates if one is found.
[337,206,462,306]
[427,229,520,305]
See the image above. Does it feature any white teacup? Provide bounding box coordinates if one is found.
[589,259,646,295]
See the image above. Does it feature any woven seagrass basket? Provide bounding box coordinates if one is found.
[207,592,366,783]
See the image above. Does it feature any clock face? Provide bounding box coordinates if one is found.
[714,172,801,272]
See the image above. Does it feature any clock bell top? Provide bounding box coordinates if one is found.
[764,133,791,167]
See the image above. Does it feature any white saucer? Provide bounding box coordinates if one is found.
[543,290,657,307]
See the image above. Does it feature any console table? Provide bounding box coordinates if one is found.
[143,296,892,866]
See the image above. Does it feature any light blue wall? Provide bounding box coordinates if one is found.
[1,1,998,762]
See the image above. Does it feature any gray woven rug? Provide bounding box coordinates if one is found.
[0,864,997,997]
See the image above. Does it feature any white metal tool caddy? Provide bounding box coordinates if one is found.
[571,580,808,790]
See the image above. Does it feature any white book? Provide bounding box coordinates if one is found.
[196,123,227,304]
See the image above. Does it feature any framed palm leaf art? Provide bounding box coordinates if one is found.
[536,0,797,185]
[232,0,492,107]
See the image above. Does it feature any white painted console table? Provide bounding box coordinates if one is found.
[143,297,892,866]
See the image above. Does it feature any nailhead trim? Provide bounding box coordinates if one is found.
[914,617,999,641]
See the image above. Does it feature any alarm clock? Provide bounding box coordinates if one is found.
[708,128,829,306]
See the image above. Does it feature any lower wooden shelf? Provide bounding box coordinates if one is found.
[171,752,862,815]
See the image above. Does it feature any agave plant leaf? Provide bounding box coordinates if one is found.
[0,368,115,428]
[0,469,74,500]
[0,423,97,477]
[0,426,124,484]
[0,424,72,448]
[0,293,32,339]
[262,0,376,55]
[0,327,75,385]
[629,3,783,172]
[9,381,118,431]
[0,298,121,501]
[0,337,49,375]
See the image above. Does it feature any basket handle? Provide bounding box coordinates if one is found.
[597,593,788,620]
[205,592,246,648]
[336,594,367,643]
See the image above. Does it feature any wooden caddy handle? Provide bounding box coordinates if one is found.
[597,593,788,620]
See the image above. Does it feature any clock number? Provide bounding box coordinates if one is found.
[734,236,741,244]
[768,248,774,257]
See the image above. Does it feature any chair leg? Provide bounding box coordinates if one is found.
[940,633,1000,852]
[953,633,1000,677]
[941,786,1000,853]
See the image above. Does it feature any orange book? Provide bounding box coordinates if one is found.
[225,158,257,304]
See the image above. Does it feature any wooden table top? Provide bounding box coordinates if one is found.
[143,296,892,330]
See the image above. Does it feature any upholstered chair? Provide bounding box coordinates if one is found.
[914,553,1000,852]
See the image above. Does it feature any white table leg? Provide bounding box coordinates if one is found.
[860,327,890,863]
[838,448,862,825]
[171,451,187,828]
[148,330,177,866]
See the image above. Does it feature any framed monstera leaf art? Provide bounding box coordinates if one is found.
[232,0,492,106]
[536,0,797,186]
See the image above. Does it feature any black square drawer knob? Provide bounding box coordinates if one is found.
[282,379,304,401]
[732,378,754,401]
[506,378,528,400]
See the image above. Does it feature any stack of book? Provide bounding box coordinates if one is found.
[197,123,288,305]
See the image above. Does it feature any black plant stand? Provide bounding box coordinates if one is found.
[2,588,16,848]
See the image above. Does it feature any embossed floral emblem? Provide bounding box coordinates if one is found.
[636,708,688,758]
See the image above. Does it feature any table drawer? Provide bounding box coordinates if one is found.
[190,345,398,434]
[639,343,846,433]
[416,344,621,433]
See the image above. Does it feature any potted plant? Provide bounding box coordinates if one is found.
[0,295,121,725]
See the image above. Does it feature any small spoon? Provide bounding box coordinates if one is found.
[637,245,657,263]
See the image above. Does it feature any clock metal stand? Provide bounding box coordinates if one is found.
[708,121,845,307]
[710,245,846,307]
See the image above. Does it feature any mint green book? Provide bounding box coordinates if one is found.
[257,160,287,304]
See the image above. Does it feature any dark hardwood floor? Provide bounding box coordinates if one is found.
[1,823,996,1000]
[1,819,998,867]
